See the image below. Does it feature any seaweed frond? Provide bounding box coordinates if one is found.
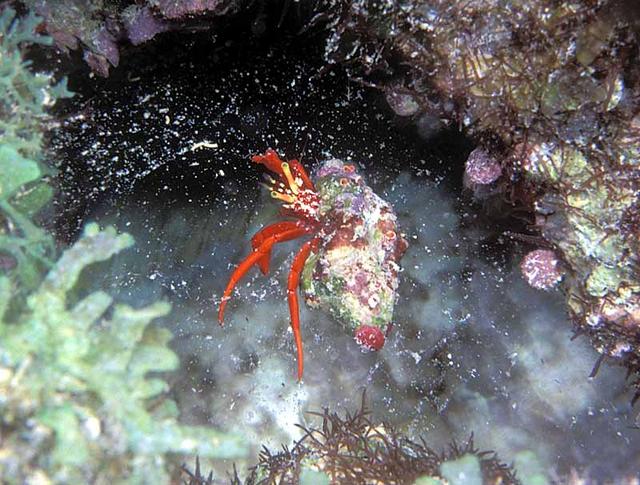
[0,7,72,294]
[183,395,519,484]
[0,224,247,483]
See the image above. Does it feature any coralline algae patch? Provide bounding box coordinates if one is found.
[520,248,564,290]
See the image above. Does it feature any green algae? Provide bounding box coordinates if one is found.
[0,224,246,483]
[0,7,71,292]
[0,10,246,483]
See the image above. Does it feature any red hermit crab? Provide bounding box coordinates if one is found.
[218,149,407,380]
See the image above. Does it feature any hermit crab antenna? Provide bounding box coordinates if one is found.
[253,150,299,200]
[271,190,295,203]
[253,149,320,222]
[252,149,314,191]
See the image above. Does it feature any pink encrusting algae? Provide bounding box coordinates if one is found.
[520,249,564,290]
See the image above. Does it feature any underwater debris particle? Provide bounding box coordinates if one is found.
[520,249,563,290]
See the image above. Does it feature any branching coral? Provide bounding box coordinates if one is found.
[183,396,519,484]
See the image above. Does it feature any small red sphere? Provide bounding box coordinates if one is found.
[354,325,386,351]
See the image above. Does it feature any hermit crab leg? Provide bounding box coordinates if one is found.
[287,237,320,381]
[251,221,302,275]
[218,227,308,325]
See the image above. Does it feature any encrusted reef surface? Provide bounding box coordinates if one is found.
[302,158,408,349]
[321,0,640,396]
[7,0,640,482]
[22,0,241,76]
[24,0,640,391]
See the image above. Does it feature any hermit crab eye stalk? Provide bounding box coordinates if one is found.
[267,162,302,204]
[280,162,299,194]
[253,151,321,222]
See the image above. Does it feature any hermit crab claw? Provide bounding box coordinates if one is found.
[354,324,386,351]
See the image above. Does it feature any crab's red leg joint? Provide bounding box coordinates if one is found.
[287,237,320,381]
[218,227,309,325]
[251,221,302,275]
